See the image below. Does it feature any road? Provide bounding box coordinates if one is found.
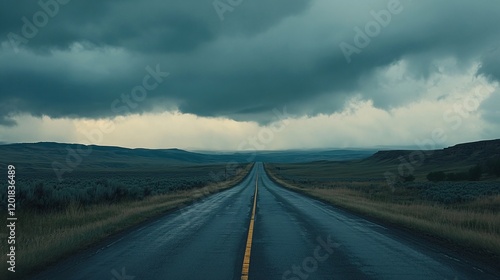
[33,163,498,279]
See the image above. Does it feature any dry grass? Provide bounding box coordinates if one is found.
[266,166,500,260]
[0,164,253,279]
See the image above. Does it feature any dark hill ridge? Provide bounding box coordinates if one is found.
[2,139,497,174]
[367,139,500,164]
[0,142,375,174]
[0,142,242,173]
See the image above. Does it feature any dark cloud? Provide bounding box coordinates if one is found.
[478,47,500,82]
[0,0,499,125]
[1,0,310,53]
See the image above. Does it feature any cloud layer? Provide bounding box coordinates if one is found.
[0,0,499,147]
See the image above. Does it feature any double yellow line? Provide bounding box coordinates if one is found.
[241,171,259,280]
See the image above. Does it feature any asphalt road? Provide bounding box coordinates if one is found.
[33,163,499,280]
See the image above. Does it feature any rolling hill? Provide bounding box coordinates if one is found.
[367,139,500,165]
[0,142,376,175]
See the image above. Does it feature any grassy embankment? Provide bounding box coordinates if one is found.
[0,163,253,279]
[265,163,500,261]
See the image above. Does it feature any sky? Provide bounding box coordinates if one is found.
[0,0,499,150]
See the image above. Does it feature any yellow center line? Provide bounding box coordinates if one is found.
[241,170,259,280]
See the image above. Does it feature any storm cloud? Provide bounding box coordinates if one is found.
[1,0,499,126]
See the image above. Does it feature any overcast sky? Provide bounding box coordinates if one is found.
[0,0,499,150]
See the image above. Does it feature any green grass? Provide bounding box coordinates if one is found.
[0,163,253,279]
[270,158,499,183]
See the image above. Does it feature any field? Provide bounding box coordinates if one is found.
[0,166,243,212]
[265,161,500,262]
[0,163,253,279]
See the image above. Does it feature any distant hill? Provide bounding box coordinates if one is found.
[237,149,375,163]
[2,140,497,177]
[0,142,376,174]
[0,142,239,174]
[367,139,500,165]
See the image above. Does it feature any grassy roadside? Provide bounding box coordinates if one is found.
[0,163,253,279]
[264,163,500,262]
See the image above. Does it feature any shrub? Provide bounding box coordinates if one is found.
[401,174,415,182]
[416,181,500,204]
[12,165,249,212]
[446,172,469,181]
[468,164,482,181]
[486,158,500,177]
[427,171,446,182]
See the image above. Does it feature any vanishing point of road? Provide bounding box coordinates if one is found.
[34,163,499,279]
